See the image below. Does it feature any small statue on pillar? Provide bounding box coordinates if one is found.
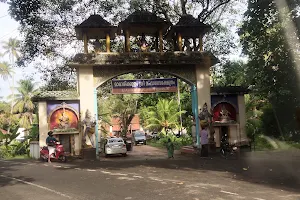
[81,109,96,148]
[199,103,215,143]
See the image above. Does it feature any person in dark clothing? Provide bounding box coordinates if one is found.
[167,138,174,159]
[46,131,58,163]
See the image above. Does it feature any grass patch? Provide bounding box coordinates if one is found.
[148,140,165,149]
[286,141,300,149]
[252,135,275,151]
[4,155,30,160]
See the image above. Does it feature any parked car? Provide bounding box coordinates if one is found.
[104,137,127,157]
[133,131,147,145]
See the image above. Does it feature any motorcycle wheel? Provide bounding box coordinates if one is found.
[59,155,67,163]
[220,148,227,159]
[40,156,44,162]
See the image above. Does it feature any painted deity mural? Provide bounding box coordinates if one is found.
[47,102,79,132]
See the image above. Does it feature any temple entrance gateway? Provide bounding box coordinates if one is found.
[69,11,215,157]
[35,11,249,158]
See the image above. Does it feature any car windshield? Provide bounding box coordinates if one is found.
[134,132,145,137]
[108,139,123,143]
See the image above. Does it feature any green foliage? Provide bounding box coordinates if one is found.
[8,0,241,87]
[260,104,281,138]
[0,101,10,114]
[0,62,13,80]
[9,140,29,156]
[9,78,38,129]
[212,61,248,87]
[0,145,13,159]
[142,99,186,133]
[240,0,300,138]
[0,140,29,159]
[99,78,141,136]
[0,114,20,147]
[149,134,192,150]
[1,37,20,63]
[26,124,39,141]
[253,135,275,151]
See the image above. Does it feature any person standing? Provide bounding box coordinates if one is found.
[200,125,209,157]
[166,138,174,159]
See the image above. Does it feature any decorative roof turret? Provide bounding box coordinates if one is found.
[167,15,211,51]
[119,10,171,52]
[118,10,171,36]
[75,15,117,53]
[75,15,117,39]
[170,15,211,38]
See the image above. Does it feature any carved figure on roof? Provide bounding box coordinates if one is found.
[92,39,102,54]
[139,33,149,52]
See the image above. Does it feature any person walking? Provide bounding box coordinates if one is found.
[166,138,174,159]
[200,124,209,157]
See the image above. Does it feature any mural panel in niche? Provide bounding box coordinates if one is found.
[213,102,237,123]
[48,102,79,132]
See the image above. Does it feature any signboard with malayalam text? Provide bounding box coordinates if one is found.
[112,78,178,94]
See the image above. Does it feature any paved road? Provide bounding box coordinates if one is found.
[1,146,300,200]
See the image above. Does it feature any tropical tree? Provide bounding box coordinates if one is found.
[0,61,13,80]
[10,79,38,129]
[0,113,20,148]
[239,0,300,139]
[8,0,243,86]
[212,61,248,87]
[143,99,186,134]
[109,94,140,137]
[1,38,20,63]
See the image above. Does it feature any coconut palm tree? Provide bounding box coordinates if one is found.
[10,79,38,129]
[2,38,20,114]
[0,62,13,80]
[1,38,20,63]
[145,99,186,134]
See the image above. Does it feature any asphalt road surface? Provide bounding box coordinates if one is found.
[1,146,300,200]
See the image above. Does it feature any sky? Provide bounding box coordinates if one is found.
[0,2,41,100]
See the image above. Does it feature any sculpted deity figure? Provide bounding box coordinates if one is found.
[59,102,70,129]
[82,110,96,147]
[220,105,231,122]
[199,103,215,143]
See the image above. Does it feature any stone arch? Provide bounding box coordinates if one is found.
[93,64,196,88]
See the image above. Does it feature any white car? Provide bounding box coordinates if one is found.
[104,137,127,157]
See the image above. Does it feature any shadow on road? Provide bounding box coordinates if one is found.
[0,160,36,187]
[55,150,300,193]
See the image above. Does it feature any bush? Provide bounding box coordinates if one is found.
[10,140,29,156]
[253,135,274,151]
[149,134,193,150]
[0,146,13,159]
[0,140,29,159]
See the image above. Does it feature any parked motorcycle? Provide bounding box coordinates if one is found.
[40,142,67,162]
[220,134,239,159]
